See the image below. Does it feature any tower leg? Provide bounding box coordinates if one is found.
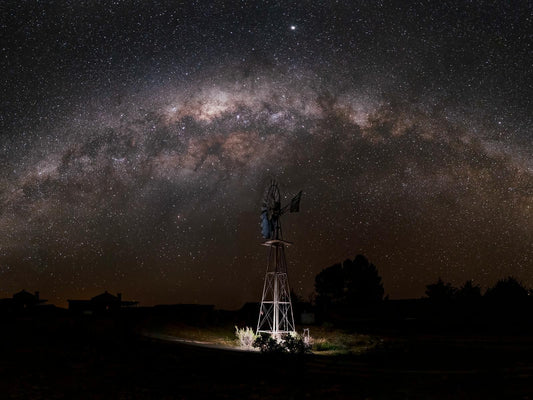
[273,274,278,334]
[257,243,295,336]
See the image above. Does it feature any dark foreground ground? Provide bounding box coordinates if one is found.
[1,315,533,399]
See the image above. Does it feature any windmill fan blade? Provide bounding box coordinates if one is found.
[260,180,281,238]
[289,190,302,213]
[260,210,271,239]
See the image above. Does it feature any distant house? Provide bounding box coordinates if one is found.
[0,290,47,313]
[68,291,138,314]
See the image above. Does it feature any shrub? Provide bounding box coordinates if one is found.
[235,326,258,349]
[253,332,311,354]
[253,332,284,353]
[282,332,312,354]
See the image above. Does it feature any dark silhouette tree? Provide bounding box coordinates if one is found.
[343,255,384,306]
[456,280,482,300]
[290,289,305,306]
[425,278,456,302]
[315,254,384,311]
[315,262,344,309]
[485,276,528,302]
[290,289,307,318]
[484,277,530,326]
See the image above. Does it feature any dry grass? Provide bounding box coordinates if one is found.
[300,325,382,354]
[157,322,238,347]
[155,321,382,354]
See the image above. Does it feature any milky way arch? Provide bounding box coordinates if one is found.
[1,2,531,306]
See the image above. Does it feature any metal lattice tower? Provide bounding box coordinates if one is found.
[256,181,301,336]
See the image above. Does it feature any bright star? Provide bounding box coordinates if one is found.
[290,25,296,31]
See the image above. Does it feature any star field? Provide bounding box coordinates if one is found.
[1,1,531,308]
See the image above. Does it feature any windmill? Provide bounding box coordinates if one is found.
[257,180,302,336]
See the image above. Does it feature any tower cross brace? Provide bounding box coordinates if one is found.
[256,239,296,336]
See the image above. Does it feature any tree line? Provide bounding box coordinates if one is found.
[425,276,530,303]
[308,254,533,331]
[312,254,531,307]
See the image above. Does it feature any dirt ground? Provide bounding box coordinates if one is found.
[1,316,533,399]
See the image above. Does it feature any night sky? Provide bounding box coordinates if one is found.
[1,1,531,309]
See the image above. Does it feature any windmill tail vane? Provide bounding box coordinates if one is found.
[289,190,302,213]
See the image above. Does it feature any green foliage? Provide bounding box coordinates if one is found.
[313,338,340,351]
[312,330,381,353]
[235,326,258,349]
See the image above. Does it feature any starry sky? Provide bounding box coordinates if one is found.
[1,1,532,308]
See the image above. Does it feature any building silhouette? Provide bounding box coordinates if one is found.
[0,290,47,313]
[68,291,138,314]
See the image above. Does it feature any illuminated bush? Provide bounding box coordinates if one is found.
[235,326,258,349]
[282,332,312,354]
[253,333,285,353]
